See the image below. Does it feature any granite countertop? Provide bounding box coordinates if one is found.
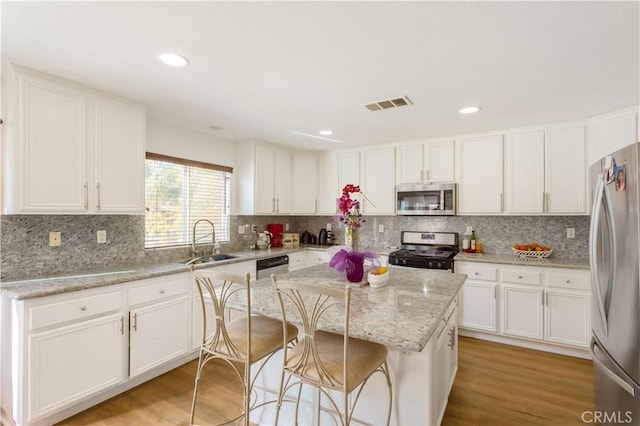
[0,245,397,300]
[234,264,467,352]
[454,252,590,270]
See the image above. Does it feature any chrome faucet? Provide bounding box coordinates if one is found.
[192,219,216,257]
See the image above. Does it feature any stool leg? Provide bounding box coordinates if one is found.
[190,351,206,425]
[243,360,250,426]
[383,361,392,426]
[344,388,349,425]
[274,368,286,425]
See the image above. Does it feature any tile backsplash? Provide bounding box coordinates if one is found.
[1,214,589,281]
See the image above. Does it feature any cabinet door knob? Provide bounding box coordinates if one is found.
[566,280,571,284]
[159,289,166,294]
[518,275,523,279]
[474,272,479,275]
[80,305,87,311]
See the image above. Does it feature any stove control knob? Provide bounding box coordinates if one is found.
[428,261,433,268]
[437,262,443,268]
[402,259,407,265]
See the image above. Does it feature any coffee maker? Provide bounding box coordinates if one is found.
[267,224,284,247]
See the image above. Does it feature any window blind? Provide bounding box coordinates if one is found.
[145,155,231,249]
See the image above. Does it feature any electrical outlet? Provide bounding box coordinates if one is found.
[285,223,290,231]
[466,226,473,234]
[378,224,385,233]
[97,230,107,244]
[238,225,245,234]
[567,228,575,239]
[326,223,332,231]
[49,231,61,247]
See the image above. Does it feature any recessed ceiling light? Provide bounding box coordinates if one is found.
[319,130,333,136]
[459,106,481,114]
[157,52,189,67]
[289,131,343,143]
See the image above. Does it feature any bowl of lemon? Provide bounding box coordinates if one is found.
[368,266,390,288]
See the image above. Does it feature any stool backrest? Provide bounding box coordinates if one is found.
[271,276,351,390]
[193,270,251,361]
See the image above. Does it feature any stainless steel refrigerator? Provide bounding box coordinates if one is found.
[589,141,640,425]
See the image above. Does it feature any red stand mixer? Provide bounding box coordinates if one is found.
[267,224,284,247]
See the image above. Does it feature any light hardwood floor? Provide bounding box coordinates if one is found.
[56,337,593,425]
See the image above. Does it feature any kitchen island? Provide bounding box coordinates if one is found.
[1,259,465,426]
[230,264,467,425]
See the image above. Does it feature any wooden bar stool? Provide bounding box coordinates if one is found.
[190,270,298,426]
[271,276,392,425]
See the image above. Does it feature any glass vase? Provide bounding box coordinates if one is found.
[345,226,359,251]
[345,252,365,283]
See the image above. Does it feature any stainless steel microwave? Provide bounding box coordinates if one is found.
[396,183,456,215]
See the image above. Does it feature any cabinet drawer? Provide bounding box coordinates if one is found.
[29,290,122,331]
[547,271,590,290]
[502,269,541,286]
[288,252,307,270]
[128,274,189,307]
[456,264,497,281]
[307,250,330,265]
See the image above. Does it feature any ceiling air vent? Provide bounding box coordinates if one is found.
[364,96,412,112]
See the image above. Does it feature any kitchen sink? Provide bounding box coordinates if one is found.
[182,254,237,265]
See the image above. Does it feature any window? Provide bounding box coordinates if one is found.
[145,153,232,249]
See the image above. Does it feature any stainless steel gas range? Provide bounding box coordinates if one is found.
[388,231,459,272]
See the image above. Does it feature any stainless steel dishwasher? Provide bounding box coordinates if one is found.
[256,255,289,279]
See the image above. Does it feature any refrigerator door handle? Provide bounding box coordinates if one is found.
[601,182,617,315]
[589,175,609,335]
[591,337,638,397]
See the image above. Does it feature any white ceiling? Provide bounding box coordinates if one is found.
[2,1,639,150]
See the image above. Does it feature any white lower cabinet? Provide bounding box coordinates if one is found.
[287,251,308,271]
[6,272,193,425]
[306,249,330,266]
[457,263,498,332]
[27,313,125,422]
[434,320,448,425]
[434,299,458,425]
[128,274,191,377]
[129,297,190,377]
[458,281,497,332]
[446,305,458,393]
[502,285,543,340]
[457,261,591,354]
[545,290,590,347]
[211,260,257,281]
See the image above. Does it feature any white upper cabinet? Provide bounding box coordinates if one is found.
[8,70,88,213]
[396,143,422,183]
[236,141,291,215]
[504,131,545,214]
[426,140,455,183]
[396,140,454,184]
[315,151,360,215]
[457,135,504,214]
[290,152,317,214]
[545,126,586,214]
[588,107,638,165]
[362,147,395,214]
[2,65,145,214]
[316,153,339,215]
[93,95,145,213]
[338,151,360,189]
[254,143,277,214]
